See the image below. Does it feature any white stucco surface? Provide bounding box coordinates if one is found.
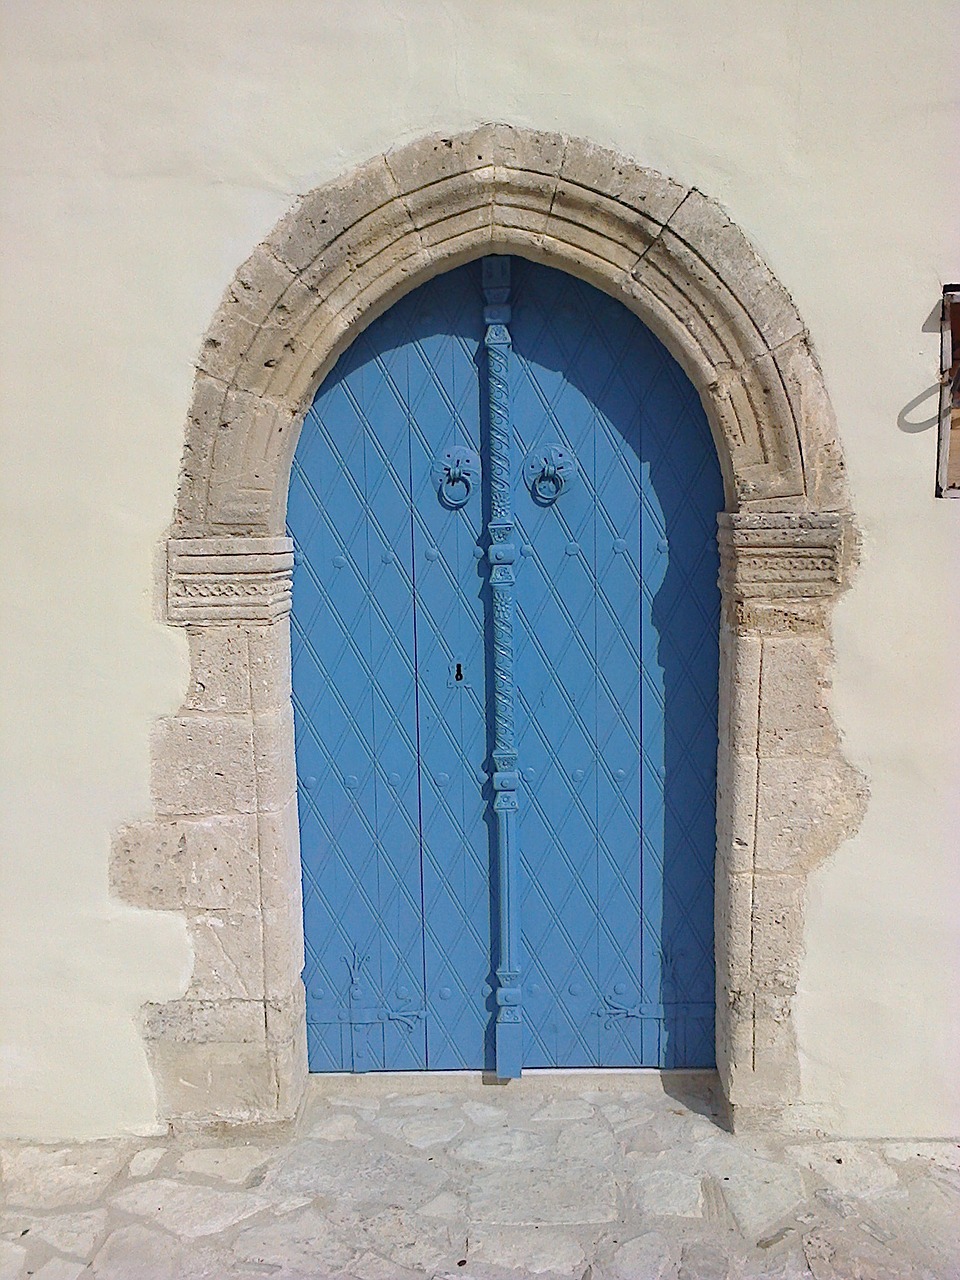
[1,0,957,1138]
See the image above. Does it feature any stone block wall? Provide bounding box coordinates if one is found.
[111,541,308,1126]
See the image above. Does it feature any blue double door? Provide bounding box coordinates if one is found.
[289,257,722,1074]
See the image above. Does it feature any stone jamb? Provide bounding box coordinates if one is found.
[111,125,865,1132]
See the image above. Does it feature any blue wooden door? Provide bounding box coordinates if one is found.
[289,258,722,1073]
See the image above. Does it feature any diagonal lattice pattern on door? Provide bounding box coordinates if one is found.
[290,259,721,1072]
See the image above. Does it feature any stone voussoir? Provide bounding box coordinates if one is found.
[558,139,689,224]
[666,187,806,351]
[176,372,229,534]
[385,123,567,197]
[267,152,402,275]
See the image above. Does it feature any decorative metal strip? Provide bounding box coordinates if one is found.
[717,513,844,600]
[599,998,714,1031]
[310,947,426,1073]
[167,536,294,623]
[483,256,523,1079]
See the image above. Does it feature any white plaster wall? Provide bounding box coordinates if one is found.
[1,0,957,1138]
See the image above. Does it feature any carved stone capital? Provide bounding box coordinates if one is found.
[718,512,845,602]
[167,537,294,624]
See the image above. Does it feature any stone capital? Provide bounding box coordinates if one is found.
[718,512,845,602]
[167,536,294,624]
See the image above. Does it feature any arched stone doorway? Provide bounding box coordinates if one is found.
[112,125,865,1131]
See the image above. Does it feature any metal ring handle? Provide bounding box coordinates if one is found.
[439,467,471,508]
[524,444,578,505]
[531,465,565,502]
[432,447,479,509]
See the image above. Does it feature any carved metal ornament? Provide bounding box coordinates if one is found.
[483,256,523,1080]
[432,447,480,508]
[598,995,713,1032]
[312,946,426,1072]
[523,443,578,504]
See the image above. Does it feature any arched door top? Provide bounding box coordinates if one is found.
[175,124,850,538]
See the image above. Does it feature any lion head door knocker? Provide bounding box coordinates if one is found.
[524,444,578,505]
[432,447,480,509]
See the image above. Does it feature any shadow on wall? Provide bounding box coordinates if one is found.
[897,383,940,434]
[898,302,943,434]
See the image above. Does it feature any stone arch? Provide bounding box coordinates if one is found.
[176,125,847,536]
[113,126,865,1132]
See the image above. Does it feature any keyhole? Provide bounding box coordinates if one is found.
[454,662,464,682]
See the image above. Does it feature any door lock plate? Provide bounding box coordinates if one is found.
[447,659,471,688]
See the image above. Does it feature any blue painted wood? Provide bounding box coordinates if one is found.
[289,266,488,1071]
[290,257,721,1073]
[404,273,490,1071]
[509,261,721,1068]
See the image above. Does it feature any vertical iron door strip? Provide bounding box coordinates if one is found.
[483,257,523,1079]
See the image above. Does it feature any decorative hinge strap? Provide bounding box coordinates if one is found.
[309,1005,427,1033]
[598,997,714,1031]
[311,947,427,1072]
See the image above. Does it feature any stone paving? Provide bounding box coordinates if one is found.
[1,1073,958,1279]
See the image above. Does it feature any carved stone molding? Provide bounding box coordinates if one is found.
[718,512,845,601]
[167,536,293,624]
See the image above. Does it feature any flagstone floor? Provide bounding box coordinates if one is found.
[1,1073,958,1279]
